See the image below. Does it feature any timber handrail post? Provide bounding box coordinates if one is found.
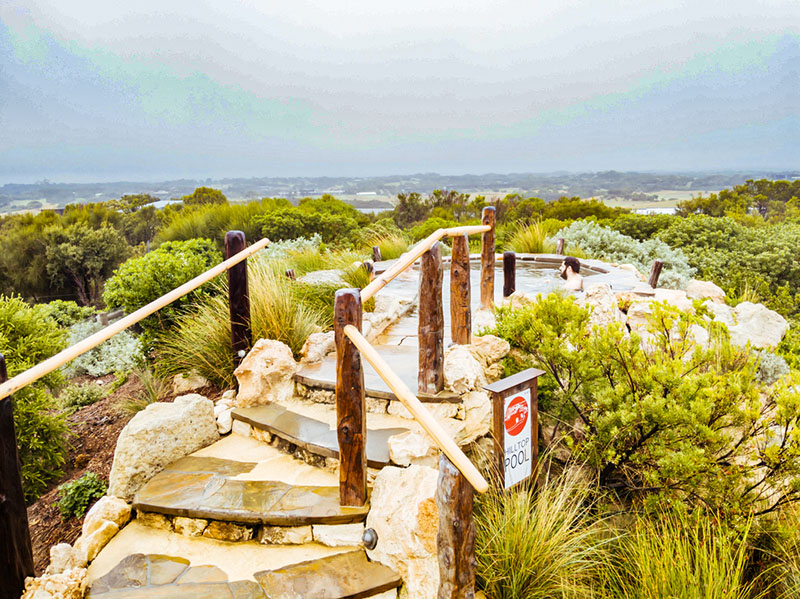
[0,237,270,402]
[556,238,566,255]
[342,324,489,493]
[285,268,296,280]
[335,289,367,506]
[437,454,476,599]
[225,231,251,367]
[450,235,471,345]
[503,251,516,298]
[0,354,35,599]
[372,246,382,262]
[648,260,663,288]
[419,242,444,394]
[480,207,496,310]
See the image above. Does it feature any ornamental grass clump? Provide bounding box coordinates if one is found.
[475,467,608,599]
[506,220,558,254]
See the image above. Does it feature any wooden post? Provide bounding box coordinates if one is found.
[363,261,375,281]
[436,454,476,599]
[484,368,545,489]
[0,354,35,599]
[556,238,566,255]
[334,289,367,506]
[285,269,296,281]
[450,235,471,345]
[419,242,444,394]
[480,207,496,310]
[372,246,382,262]
[648,260,663,288]
[225,231,251,366]
[503,251,516,297]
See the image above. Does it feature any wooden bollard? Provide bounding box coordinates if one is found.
[450,235,471,346]
[419,242,444,394]
[648,260,663,288]
[556,238,565,255]
[225,231,251,366]
[285,269,296,281]
[480,207,496,310]
[0,354,35,599]
[503,251,516,297]
[334,289,367,506]
[363,261,375,281]
[372,246,382,262]
[437,454,476,599]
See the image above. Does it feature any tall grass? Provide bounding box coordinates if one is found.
[506,221,558,254]
[116,366,170,415]
[368,232,409,261]
[475,467,607,599]
[598,510,761,599]
[757,506,800,599]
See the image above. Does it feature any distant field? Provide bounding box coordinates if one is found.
[603,189,719,210]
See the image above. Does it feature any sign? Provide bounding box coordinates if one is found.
[503,388,532,488]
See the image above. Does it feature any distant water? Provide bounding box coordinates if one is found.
[634,207,676,215]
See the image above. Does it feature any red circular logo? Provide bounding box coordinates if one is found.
[504,396,529,436]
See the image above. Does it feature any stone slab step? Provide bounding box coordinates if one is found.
[296,344,460,403]
[254,549,402,599]
[232,403,408,468]
[133,455,369,525]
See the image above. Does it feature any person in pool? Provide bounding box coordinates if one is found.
[559,256,583,291]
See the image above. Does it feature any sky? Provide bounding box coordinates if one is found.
[0,1,798,183]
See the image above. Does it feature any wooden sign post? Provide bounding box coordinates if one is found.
[484,368,545,489]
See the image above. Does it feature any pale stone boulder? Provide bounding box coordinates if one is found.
[729,302,788,349]
[501,291,536,311]
[259,525,313,545]
[234,339,297,407]
[204,521,253,542]
[82,496,131,538]
[578,283,626,329]
[22,568,87,599]
[313,523,365,547]
[366,465,439,599]
[388,401,458,421]
[46,544,86,575]
[108,394,219,501]
[653,288,694,313]
[75,520,119,562]
[470,335,510,365]
[216,407,233,435]
[173,517,208,537]
[686,280,726,303]
[388,430,437,467]
[301,331,335,364]
[443,346,484,394]
[457,391,492,445]
[472,308,496,332]
[703,300,735,327]
[171,371,209,395]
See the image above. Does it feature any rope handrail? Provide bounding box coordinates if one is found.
[360,224,490,302]
[0,237,270,401]
[342,323,489,494]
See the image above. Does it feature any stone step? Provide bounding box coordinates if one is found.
[231,403,408,468]
[133,454,369,527]
[295,344,460,403]
[254,549,402,599]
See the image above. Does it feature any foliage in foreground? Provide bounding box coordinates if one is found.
[490,293,800,519]
[115,367,170,415]
[57,472,107,520]
[63,319,143,377]
[57,382,108,413]
[0,295,69,502]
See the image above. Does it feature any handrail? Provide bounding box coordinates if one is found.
[0,237,270,401]
[343,324,490,493]
[360,224,490,301]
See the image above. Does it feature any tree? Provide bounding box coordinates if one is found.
[45,224,131,306]
[393,192,429,228]
[181,187,228,206]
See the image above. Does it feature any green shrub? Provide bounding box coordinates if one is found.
[0,295,69,501]
[556,220,695,288]
[755,350,790,386]
[58,383,107,412]
[116,366,170,415]
[103,239,221,335]
[606,213,676,241]
[63,319,143,377]
[476,467,606,598]
[40,300,95,328]
[257,208,359,244]
[407,217,462,243]
[489,293,800,518]
[57,472,107,519]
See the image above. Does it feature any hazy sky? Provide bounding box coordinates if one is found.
[1,1,798,183]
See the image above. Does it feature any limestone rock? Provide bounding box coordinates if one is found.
[108,394,219,501]
[703,300,735,327]
[472,308,497,331]
[216,407,233,435]
[46,544,86,575]
[366,465,439,599]
[457,391,492,445]
[203,521,253,542]
[173,517,208,537]
[301,331,335,364]
[484,362,504,383]
[232,419,251,437]
[388,401,458,421]
[137,511,172,530]
[443,346,484,394]
[618,263,647,280]
[220,389,237,402]
[22,568,87,599]
[686,280,726,303]
[653,288,694,313]
[578,283,626,329]
[688,324,710,349]
[312,523,365,547]
[75,520,119,562]
[729,302,788,349]
[258,525,313,545]
[234,339,297,407]
[81,495,130,539]
[171,372,209,395]
[470,335,510,365]
[388,430,437,467]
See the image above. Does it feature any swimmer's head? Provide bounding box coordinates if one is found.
[560,256,581,279]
